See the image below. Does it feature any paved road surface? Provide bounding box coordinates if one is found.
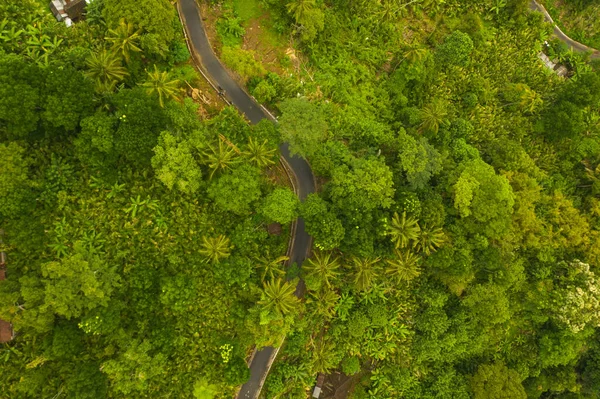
[177,1,315,398]
[529,0,600,59]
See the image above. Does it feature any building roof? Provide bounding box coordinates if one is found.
[65,0,86,21]
[0,320,12,343]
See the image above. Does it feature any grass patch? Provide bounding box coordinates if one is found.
[233,0,263,23]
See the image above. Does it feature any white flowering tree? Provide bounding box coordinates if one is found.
[552,260,600,334]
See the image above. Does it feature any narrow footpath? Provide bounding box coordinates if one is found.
[177,1,315,398]
[529,0,600,59]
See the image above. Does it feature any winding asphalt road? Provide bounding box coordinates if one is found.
[529,0,600,59]
[176,1,600,398]
[177,1,315,398]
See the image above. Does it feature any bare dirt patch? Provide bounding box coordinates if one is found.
[241,15,288,76]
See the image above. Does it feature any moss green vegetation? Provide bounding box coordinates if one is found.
[2,0,600,398]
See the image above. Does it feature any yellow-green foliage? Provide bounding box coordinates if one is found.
[220,46,266,81]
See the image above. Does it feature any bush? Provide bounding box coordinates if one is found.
[341,356,361,375]
[220,46,266,81]
[260,188,299,224]
[436,31,474,67]
[167,40,191,65]
[217,15,245,47]
[252,79,277,103]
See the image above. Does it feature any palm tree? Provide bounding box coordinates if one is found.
[419,100,447,134]
[259,278,299,318]
[85,50,128,92]
[105,19,141,63]
[255,254,288,282]
[414,225,445,255]
[141,65,181,107]
[199,235,231,264]
[303,251,341,289]
[385,249,421,284]
[310,337,336,373]
[378,0,408,22]
[286,0,316,24]
[402,44,429,64]
[202,140,240,179]
[306,288,339,318]
[518,86,543,114]
[243,137,276,168]
[388,212,420,249]
[351,256,381,292]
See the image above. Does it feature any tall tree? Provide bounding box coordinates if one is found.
[259,278,299,319]
[0,142,31,219]
[260,188,299,224]
[329,157,395,211]
[470,362,526,399]
[255,254,288,282]
[278,98,328,158]
[151,131,202,194]
[105,18,142,63]
[303,251,341,289]
[351,256,381,291]
[387,212,420,249]
[202,140,240,180]
[141,65,181,107]
[199,235,231,264]
[414,225,445,255]
[453,159,515,239]
[243,137,276,168]
[385,249,421,284]
[85,50,128,92]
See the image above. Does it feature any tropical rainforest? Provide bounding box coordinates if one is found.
[1,0,600,398]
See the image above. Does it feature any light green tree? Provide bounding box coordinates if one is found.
[199,235,231,264]
[388,211,420,249]
[303,251,341,289]
[278,98,328,158]
[40,245,120,319]
[260,188,299,224]
[193,377,218,399]
[105,18,141,63]
[151,131,202,194]
[470,362,526,399]
[0,142,30,219]
[255,254,288,282]
[141,65,182,107]
[385,249,421,283]
[300,194,345,251]
[329,157,395,211]
[453,159,515,239]
[414,225,445,255]
[259,278,299,319]
[85,50,128,92]
[207,165,262,215]
[202,140,240,180]
[243,137,276,168]
[351,256,381,291]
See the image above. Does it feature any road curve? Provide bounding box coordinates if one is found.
[177,1,315,398]
[529,0,600,59]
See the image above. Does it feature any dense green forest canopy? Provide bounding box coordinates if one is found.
[1,0,600,398]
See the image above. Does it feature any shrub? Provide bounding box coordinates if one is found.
[220,46,266,81]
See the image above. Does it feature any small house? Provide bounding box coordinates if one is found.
[49,0,89,26]
[312,374,326,398]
